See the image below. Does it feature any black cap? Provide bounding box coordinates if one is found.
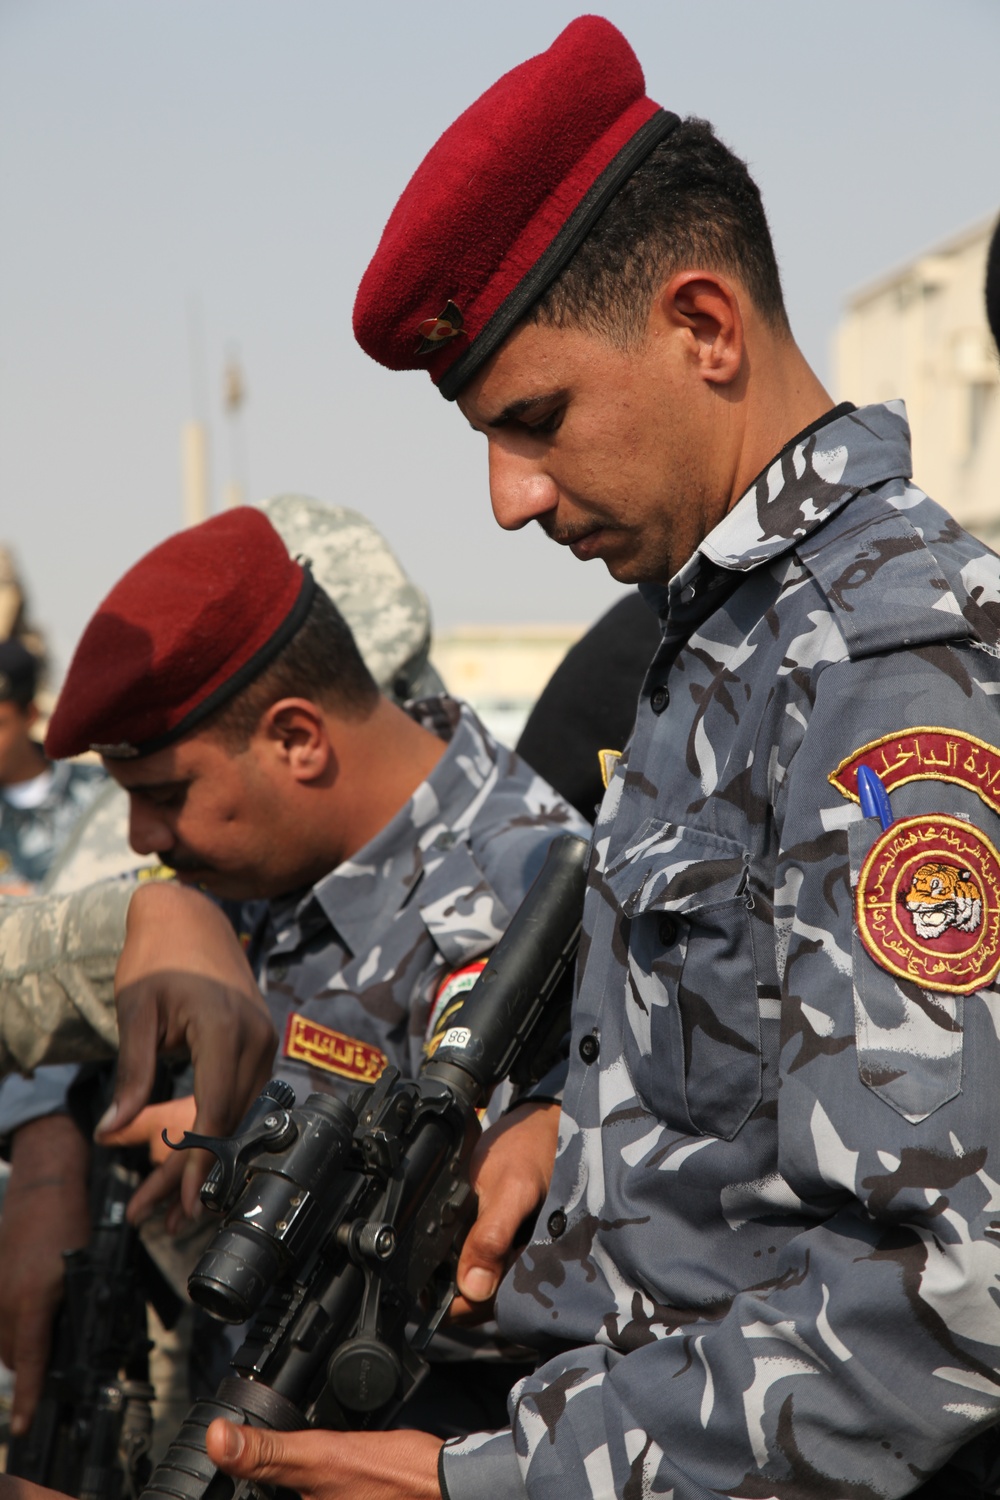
[0,639,38,706]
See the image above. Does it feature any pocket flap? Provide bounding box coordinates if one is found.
[417,841,511,965]
[605,819,749,917]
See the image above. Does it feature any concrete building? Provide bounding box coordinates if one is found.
[433,622,585,747]
[834,215,1000,547]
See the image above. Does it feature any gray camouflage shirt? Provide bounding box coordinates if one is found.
[247,696,586,1101]
[0,760,106,891]
[442,402,1000,1500]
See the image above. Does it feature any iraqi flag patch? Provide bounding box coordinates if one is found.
[424,957,489,1057]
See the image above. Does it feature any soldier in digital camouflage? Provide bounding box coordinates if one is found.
[73,14,996,1500]
[0,506,583,1448]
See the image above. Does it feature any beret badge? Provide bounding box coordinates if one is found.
[415,300,465,357]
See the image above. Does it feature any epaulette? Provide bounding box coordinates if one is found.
[795,489,972,660]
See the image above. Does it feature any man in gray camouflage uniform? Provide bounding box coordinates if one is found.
[0,491,447,1080]
[113,17,1000,1500]
[41,490,444,895]
[0,507,582,1446]
[0,489,448,1147]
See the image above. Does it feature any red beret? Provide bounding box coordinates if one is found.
[353,15,678,400]
[46,509,315,760]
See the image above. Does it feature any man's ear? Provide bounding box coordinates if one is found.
[259,699,333,784]
[652,271,745,389]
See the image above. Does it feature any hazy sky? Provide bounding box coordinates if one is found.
[2,0,999,681]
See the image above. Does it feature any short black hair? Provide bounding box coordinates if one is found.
[208,585,380,749]
[531,117,789,347]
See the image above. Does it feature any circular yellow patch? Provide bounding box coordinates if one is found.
[856,815,1000,995]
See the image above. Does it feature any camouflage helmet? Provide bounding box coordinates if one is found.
[260,494,445,703]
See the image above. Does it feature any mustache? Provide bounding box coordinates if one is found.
[537,514,613,547]
[158,849,210,874]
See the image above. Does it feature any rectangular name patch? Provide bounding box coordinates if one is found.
[283,1013,388,1084]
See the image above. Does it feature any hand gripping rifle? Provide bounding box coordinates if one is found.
[5,1068,183,1499]
[140,832,589,1500]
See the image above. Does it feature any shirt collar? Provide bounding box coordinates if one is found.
[270,696,502,957]
[640,400,913,616]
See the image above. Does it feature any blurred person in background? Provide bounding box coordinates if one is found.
[0,639,104,896]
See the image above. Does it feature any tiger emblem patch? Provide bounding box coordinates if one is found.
[856,815,1000,994]
[903,862,983,940]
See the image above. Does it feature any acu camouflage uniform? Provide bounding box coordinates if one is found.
[442,401,1000,1500]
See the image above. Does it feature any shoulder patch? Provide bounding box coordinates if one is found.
[856,814,1000,995]
[796,498,969,660]
[831,728,1000,817]
[283,1013,387,1083]
[598,748,621,790]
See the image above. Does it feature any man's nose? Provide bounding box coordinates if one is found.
[488,443,559,531]
[128,799,173,857]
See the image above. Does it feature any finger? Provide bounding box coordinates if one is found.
[103,1096,198,1161]
[189,1009,274,1143]
[456,1188,533,1307]
[98,986,160,1137]
[183,1018,274,1218]
[126,1153,186,1226]
[100,1104,160,1151]
[179,1146,215,1221]
[9,1302,56,1438]
[206,1419,321,1489]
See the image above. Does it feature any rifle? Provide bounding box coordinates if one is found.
[140,832,589,1500]
[5,1070,183,1499]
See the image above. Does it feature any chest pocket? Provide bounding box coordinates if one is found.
[417,842,511,968]
[605,822,761,1140]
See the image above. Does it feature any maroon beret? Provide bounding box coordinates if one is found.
[353,15,678,401]
[46,508,315,760]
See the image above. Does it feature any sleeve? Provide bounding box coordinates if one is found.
[0,879,132,1075]
[444,641,1000,1500]
[0,1064,78,1138]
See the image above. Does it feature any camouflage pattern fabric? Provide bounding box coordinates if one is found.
[0,760,106,892]
[253,696,586,1102]
[260,493,445,701]
[44,777,159,894]
[0,879,128,1073]
[441,402,1000,1500]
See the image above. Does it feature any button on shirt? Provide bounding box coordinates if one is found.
[250,696,587,1102]
[442,402,1000,1500]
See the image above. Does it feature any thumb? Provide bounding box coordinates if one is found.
[206,1419,255,1474]
[456,1191,521,1306]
